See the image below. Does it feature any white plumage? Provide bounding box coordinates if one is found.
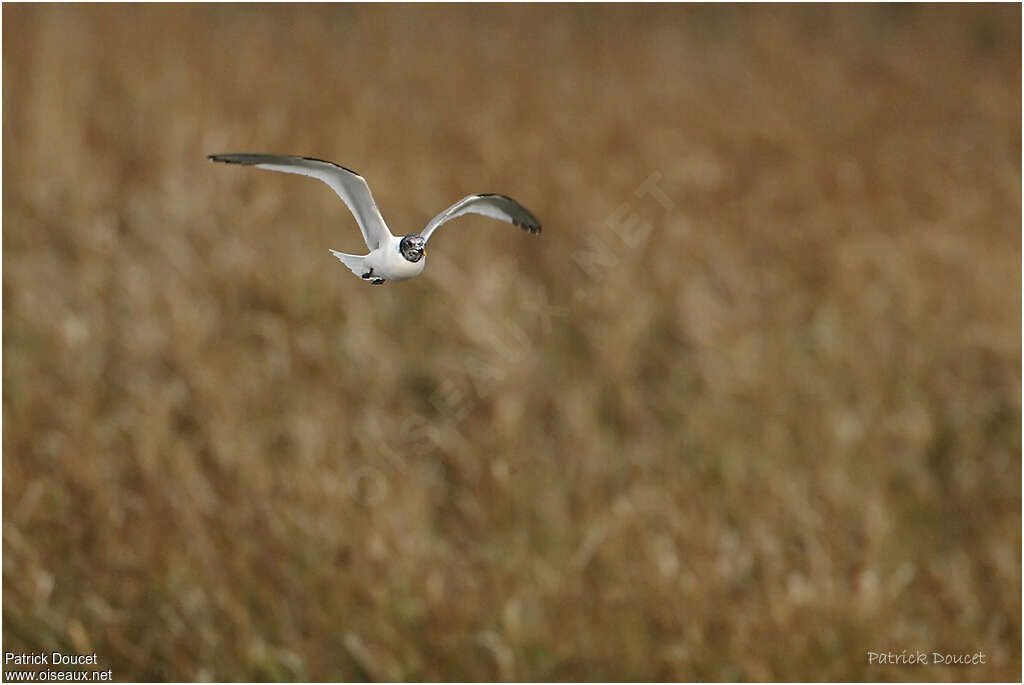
[208,154,541,285]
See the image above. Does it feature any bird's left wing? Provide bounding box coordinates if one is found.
[419,194,542,244]
[207,154,392,251]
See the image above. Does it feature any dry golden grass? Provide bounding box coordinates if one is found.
[2,4,1020,681]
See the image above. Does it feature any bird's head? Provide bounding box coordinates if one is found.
[399,234,427,263]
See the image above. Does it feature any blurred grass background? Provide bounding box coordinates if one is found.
[2,3,1021,681]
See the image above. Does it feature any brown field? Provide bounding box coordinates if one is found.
[2,4,1021,682]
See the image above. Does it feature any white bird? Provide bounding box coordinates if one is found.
[208,154,541,284]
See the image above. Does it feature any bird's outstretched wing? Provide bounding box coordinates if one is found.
[207,154,392,251]
[419,194,542,244]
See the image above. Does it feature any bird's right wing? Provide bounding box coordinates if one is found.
[208,154,392,251]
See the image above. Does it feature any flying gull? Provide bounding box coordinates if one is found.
[208,154,541,284]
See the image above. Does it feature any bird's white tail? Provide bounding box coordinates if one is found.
[329,250,367,279]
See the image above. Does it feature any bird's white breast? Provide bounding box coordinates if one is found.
[373,237,426,281]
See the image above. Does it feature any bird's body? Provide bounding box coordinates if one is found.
[330,235,426,284]
[207,153,541,284]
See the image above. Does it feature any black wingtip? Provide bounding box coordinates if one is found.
[480,193,542,234]
[515,213,542,234]
[515,220,542,234]
[207,153,278,167]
